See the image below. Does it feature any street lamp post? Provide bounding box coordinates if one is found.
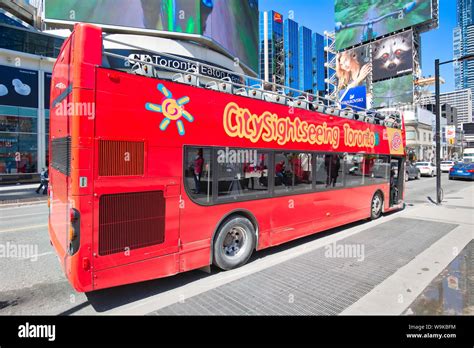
[434,53,474,204]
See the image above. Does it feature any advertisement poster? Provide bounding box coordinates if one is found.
[0,65,38,108]
[339,85,367,110]
[372,31,413,82]
[335,44,371,92]
[372,74,413,108]
[44,0,259,72]
[335,0,432,51]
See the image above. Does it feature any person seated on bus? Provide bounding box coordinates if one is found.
[275,160,288,186]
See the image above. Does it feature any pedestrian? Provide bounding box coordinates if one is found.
[36,168,48,195]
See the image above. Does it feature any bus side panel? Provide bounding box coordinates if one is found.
[93,253,179,291]
[48,34,73,263]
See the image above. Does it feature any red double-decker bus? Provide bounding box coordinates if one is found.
[48,24,406,292]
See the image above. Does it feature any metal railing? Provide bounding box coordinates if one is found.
[102,35,401,128]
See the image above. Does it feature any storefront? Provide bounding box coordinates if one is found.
[0,28,58,183]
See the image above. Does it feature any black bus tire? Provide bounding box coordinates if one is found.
[370,191,383,220]
[213,216,256,271]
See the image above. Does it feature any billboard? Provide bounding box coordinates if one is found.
[372,31,413,82]
[339,85,367,110]
[446,126,456,140]
[44,0,259,72]
[372,74,413,108]
[201,0,258,74]
[335,0,432,51]
[335,44,371,91]
[0,65,38,108]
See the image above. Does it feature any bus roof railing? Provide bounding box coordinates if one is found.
[102,35,402,129]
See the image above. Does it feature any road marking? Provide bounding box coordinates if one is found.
[19,251,54,260]
[0,224,48,234]
[0,212,46,219]
[0,202,47,210]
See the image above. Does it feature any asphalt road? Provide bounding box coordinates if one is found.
[0,173,471,315]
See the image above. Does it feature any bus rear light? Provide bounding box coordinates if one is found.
[70,208,79,222]
[68,208,80,255]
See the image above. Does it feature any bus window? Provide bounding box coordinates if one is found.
[274,152,313,193]
[314,154,344,190]
[344,154,364,187]
[216,148,269,200]
[184,147,212,204]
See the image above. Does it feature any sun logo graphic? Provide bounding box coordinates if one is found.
[145,84,194,136]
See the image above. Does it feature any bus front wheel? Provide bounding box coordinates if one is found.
[370,192,383,220]
[213,216,256,271]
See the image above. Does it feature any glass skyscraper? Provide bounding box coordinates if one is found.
[454,0,474,112]
[312,32,325,94]
[298,26,313,93]
[258,11,326,95]
[259,11,284,85]
[284,19,299,94]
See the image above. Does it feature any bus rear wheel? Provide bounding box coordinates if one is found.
[213,216,256,271]
[370,192,383,220]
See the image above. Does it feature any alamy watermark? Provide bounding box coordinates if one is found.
[324,242,365,262]
[55,102,95,119]
[0,242,39,261]
[217,147,257,166]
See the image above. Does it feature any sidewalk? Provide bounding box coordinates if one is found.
[112,185,473,316]
[0,183,48,206]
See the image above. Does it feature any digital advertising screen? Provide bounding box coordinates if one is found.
[44,0,259,73]
[372,30,413,82]
[44,0,201,34]
[372,74,413,108]
[201,0,259,73]
[0,65,38,108]
[335,44,371,92]
[335,0,432,51]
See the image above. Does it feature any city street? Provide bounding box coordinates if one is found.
[0,174,472,315]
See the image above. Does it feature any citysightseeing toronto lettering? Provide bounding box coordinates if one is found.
[223,102,376,149]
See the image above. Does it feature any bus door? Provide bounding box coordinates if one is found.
[389,157,404,206]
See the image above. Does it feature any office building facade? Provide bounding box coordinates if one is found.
[421,88,473,127]
[259,11,325,95]
[0,5,63,183]
[284,18,299,94]
[454,0,474,111]
[298,26,312,93]
[259,11,285,85]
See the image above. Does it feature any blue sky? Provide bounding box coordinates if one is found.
[259,0,457,93]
